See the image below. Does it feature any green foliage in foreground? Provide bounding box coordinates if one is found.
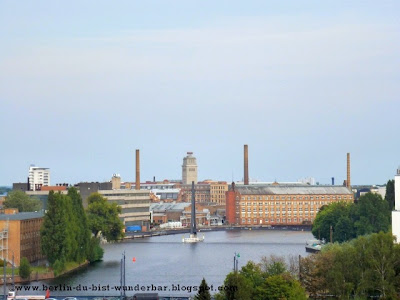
[19,257,31,279]
[300,231,400,299]
[312,192,390,243]
[215,255,307,300]
[4,190,42,212]
[194,278,211,300]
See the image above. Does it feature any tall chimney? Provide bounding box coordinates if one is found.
[244,144,249,185]
[346,153,351,189]
[135,149,140,190]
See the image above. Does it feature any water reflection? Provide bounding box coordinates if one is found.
[17,230,313,297]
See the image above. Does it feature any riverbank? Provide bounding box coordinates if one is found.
[124,224,312,239]
[0,261,89,285]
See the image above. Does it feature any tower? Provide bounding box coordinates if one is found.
[182,152,198,185]
[392,168,400,242]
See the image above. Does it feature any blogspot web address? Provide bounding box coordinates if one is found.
[14,284,238,294]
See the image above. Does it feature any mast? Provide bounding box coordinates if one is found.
[191,181,197,235]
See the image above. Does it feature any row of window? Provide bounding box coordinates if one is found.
[240,201,328,206]
[241,218,311,223]
[241,212,315,216]
[239,195,351,201]
[241,207,317,212]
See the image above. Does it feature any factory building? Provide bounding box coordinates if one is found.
[226,145,355,226]
[226,184,353,225]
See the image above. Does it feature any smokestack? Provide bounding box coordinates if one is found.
[244,144,249,185]
[331,177,335,186]
[135,149,140,190]
[347,153,351,189]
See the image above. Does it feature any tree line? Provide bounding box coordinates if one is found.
[300,231,400,299]
[40,188,124,275]
[312,191,392,243]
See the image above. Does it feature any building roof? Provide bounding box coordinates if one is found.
[233,185,353,195]
[150,203,190,212]
[0,211,44,221]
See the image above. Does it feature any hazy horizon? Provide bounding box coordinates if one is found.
[1,1,399,186]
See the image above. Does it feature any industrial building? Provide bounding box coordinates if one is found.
[0,210,44,266]
[226,184,353,225]
[226,145,355,226]
[99,189,151,230]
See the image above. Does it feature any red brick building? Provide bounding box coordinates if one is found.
[226,183,354,226]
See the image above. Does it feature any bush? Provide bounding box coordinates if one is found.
[52,259,65,276]
[19,257,31,279]
[88,237,104,263]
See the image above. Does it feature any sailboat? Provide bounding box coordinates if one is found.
[182,181,205,243]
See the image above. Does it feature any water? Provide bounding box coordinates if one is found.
[17,230,313,297]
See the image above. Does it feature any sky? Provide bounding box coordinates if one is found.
[0,1,399,186]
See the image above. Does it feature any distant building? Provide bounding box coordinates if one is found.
[179,182,211,203]
[182,152,198,185]
[298,177,316,185]
[226,184,354,226]
[28,166,50,191]
[26,187,68,210]
[0,211,45,266]
[12,183,29,192]
[150,202,191,224]
[75,182,112,208]
[99,189,151,231]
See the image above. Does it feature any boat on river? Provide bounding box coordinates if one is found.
[305,239,324,253]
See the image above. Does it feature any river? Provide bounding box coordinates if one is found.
[16,229,314,298]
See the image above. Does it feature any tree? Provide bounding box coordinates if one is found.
[312,201,354,242]
[194,278,211,300]
[312,193,391,243]
[67,187,91,262]
[86,193,124,242]
[258,274,307,300]
[353,193,390,236]
[40,191,69,265]
[385,179,395,212]
[19,257,31,279]
[87,237,104,263]
[4,190,41,212]
[222,272,253,300]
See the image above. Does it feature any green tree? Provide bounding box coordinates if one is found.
[4,190,41,212]
[354,193,390,236]
[67,187,91,262]
[86,193,124,242]
[222,272,254,300]
[258,274,307,300]
[40,191,69,264]
[312,201,354,242]
[385,179,395,212]
[194,278,211,300]
[87,237,104,262]
[19,257,31,279]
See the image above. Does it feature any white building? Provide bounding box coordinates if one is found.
[392,168,400,242]
[28,165,50,191]
[182,152,198,185]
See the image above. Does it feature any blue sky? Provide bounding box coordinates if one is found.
[1,1,399,186]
